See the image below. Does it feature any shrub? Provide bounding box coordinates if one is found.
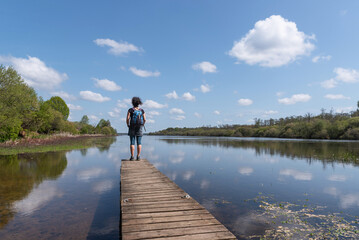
[348,117,359,128]
[341,128,359,140]
[62,121,79,135]
[101,126,112,135]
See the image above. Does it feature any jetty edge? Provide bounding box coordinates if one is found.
[120,158,237,240]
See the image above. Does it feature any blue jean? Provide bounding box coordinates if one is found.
[130,136,142,145]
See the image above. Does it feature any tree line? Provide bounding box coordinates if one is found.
[151,104,359,140]
[0,65,117,142]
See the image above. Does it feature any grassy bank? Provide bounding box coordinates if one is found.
[0,134,117,155]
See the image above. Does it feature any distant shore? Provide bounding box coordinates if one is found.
[0,134,117,155]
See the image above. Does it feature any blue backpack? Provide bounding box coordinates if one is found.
[129,108,144,127]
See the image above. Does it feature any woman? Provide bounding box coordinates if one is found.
[126,97,146,160]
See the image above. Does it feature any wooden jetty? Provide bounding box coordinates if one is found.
[120,159,237,240]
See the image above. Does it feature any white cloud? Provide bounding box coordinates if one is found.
[123,98,132,105]
[171,115,186,121]
[146,119,155,124]
[194,112,201,118]
[312,55,331,63]
[192,61,217,73]
[51,91,76,101]
[278,94,311,105]
[169,108,185,115]
[108,111,119,118]
[129,67,160,77]
[80,91,110,102]
[280,169,312,181]
[325,94,350,100]
[321,79,337,89]
[238,98,253,106]
[94,38,141,56]
[200,84,211,93]
[264,110,278,115]
[146,111,159,124]
[238,167,254,176]
[93,78,122,91]
[89,115,99,122]
[276,91,285,97]
[334,67,359,83]
[117,99,130,108]
[228,15,315,67]
[142,100,167,109]
[321,68,359,89]
[182,92,196,101]
[214,110,220,115]
[67,104,82,111]
[335,107,353,113]
[165,90,179,99]
[0,55,68,90]
[147,111,160,117]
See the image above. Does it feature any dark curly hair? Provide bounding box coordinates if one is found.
[131,97,142,107]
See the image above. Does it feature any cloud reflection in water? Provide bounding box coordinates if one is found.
[279,169,312,181]
[14,182,63,216]
[77,168,107,182]
[238,167,254,176]
[93,180,115,194]
[182,171,195,181]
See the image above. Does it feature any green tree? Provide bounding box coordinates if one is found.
[45,96,69,120]
[80,115,89,125]
[0,66,38,141]
[96,119,111,128]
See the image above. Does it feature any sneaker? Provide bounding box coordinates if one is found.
[136,156,141,161]
[129,156,134,161]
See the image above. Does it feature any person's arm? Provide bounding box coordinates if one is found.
[126,111,131,127]
[143,112,146,124]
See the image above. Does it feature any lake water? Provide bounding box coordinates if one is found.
[1,136,359,239]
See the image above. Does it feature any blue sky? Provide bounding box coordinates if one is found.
[1,1,359,132]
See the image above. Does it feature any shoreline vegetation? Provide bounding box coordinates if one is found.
[151,106,359,140]
[0,134,117,155]
[0,65,117,144]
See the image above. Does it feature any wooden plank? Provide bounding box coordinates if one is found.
[120,159,237,240]
[122,225,233,240]
[122,214,215,225]
[122,218,221,232]
[122,209,211,220]
[148,232,237,240]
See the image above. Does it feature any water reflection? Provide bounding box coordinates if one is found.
[0,136,117,233]
[0,152,67,228]
[156,137,359,239]
[77,168,108,182]
[160,137,359,166]
[1,136,359,239]
[279,168,312,181]
[14,182,63,216]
